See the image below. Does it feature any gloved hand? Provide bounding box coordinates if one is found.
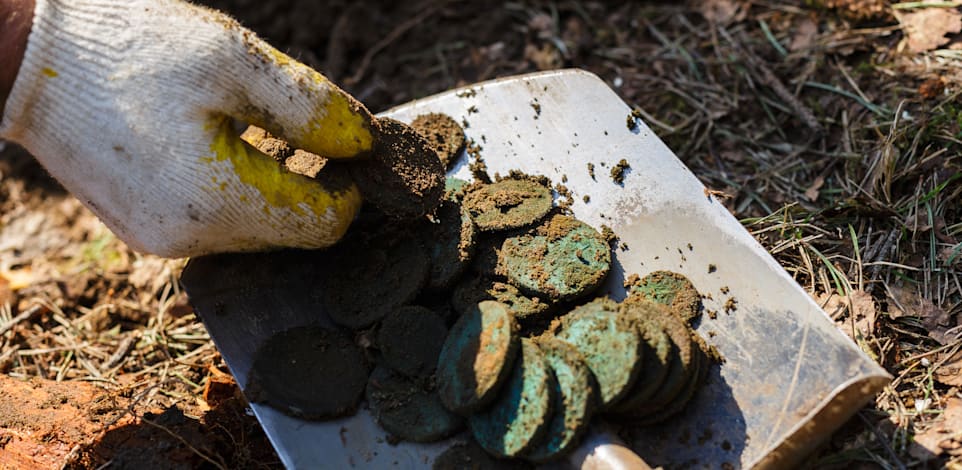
[0,0,374,257]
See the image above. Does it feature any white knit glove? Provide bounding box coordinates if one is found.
[0,0,376,257]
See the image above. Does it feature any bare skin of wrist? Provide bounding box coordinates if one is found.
[0,0,34,119]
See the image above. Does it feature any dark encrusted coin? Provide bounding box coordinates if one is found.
[620,297,696,415]
[424,200,477,290]
[349,117,445,219]
[246,326,368,419]
[377,306,448,378]
[451,276,552,321]
[366,365,464,442]
[501,215,611,302]
[525,337,596,463]
[463,179,553,232]
[469,338,554,458]
[609,300,673,413]
[322,232,429,329]
[410,112,466,169]
[630,344,707,425]
[553,298,642,409]
[438,300,520,414]
[631,271,702,325]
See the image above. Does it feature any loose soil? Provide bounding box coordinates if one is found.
[450,275,552,321]
[246,325,369,420]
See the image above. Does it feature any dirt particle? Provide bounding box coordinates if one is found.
[586,163,595,180]
[582,195,590,203]
[724,297,738,314]
[708,264,717,273]
[610,159,630,184]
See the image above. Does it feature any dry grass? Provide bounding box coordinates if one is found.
[0,0,960,467]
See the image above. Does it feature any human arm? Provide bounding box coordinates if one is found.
[0,0,375,257]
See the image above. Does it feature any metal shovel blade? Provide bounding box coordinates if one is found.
[181,69,890,469]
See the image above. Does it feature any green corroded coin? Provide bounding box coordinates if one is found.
[424,200,477,290]
[620,298,696,415]
[438,300,520,414]
[366,365,464,442]
[609,300,673,413]
[377,306,448,378]
[323,232,429,329]
[469,338,554,458]
[463,179,553,232]
[501,215,611,301]
[525,338,596,463]
[554,298,642,409]
[246,326,368,420]
[451,276,552,321]
[631,271,702,325]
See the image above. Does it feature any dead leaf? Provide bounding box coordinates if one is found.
[697,0,748,25]
[919,77,947,99]
[790,17,819,52]
[817,290,877,339]
[805,175,825,202]
[897,8,962,53]
[910,397,962,460]
[889,286,956,344]
[935,349,962,387]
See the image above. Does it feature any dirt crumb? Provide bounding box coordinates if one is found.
[610,159,630,184]
[587,163,595,180]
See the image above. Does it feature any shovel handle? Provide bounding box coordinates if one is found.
[567,425,652,470]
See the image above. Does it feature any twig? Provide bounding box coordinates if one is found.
[346,3,447,86]
[0,305,43,336]
[718,26,824,134]
[857,411,907,470]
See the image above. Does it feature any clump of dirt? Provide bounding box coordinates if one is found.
[610,159,630,184]
[410,113,466,169]
[349,117,445,219]
[246,325,369,420]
